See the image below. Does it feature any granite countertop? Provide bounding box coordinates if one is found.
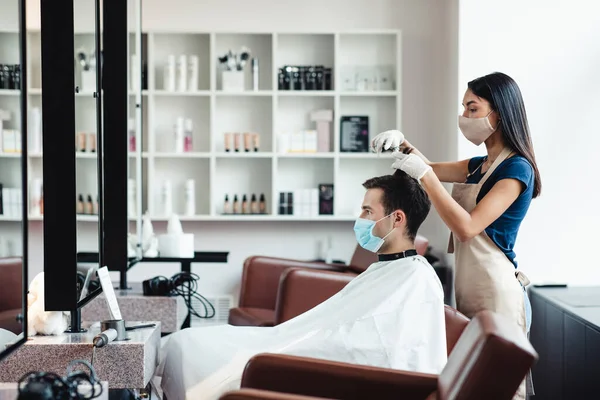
[82,282,186,333]
[529,286,600,329]
[0,321,161,389]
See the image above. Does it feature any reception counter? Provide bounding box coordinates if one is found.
[529,286,600,399]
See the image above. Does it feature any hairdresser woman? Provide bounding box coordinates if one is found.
[372,72,541,399]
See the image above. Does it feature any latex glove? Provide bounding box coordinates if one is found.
[371,130,405,153]
[391,152,432,181]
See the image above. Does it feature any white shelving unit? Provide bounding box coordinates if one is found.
[0,29,402,224]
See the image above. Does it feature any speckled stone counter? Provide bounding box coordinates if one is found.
[0,382,109,400]
[81,282,186,333]
[0,321,160,389]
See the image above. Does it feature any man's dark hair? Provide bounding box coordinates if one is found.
[362,170,431,240]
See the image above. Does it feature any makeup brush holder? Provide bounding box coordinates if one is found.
[100,319,128,341]
[81,69,96,93]
[222,70,245,92]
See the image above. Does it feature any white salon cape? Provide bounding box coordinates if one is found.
[156,255,447,400]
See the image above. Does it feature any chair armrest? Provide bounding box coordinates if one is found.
[274,269,355,324]
[239,256,348,309]
[220,388,328,400]
[241,353,438,400]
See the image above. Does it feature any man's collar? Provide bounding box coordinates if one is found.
[378,249,418,262]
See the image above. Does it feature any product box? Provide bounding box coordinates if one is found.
[318,184,334,215]
[222,70,245,92]
[340,116,369,152]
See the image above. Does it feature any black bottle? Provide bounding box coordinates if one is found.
[259,193,266,214]
[233,194,240,214]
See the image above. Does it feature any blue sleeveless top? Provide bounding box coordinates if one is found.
[466,155,534,267]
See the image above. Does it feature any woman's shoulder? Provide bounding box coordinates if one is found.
[496,154,534,179]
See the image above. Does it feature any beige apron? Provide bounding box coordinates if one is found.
[448,147,531,399]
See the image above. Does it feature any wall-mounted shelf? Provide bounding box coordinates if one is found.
[0,30,402,224]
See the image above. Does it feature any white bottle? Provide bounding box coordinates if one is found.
[174,117,184,153]
[165,55,176,92]
[184,179,195,216]
[28,107,42,154]
[188,55,198,92]
[161,180,172,217]
[184,118,193,152]
[252,58,259,91]
[128,178,136,217]
[177,54,187,92]
[30,178,43,216]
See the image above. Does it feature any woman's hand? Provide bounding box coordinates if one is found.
[371,130,405,152]
[391,152,432,181]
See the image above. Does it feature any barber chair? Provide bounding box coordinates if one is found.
[220,310,537,400]
[0,257,23,334]
[228,236,429,327]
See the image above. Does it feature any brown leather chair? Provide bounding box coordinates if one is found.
[0,257,23,334]
[220,310,537,400]
[229,236,429,327]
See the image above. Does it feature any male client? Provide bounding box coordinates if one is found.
[157,170,447,400]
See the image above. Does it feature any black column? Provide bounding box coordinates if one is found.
[102,0,128,282]
[41,0,77,311]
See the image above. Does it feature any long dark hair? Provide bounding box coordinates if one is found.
[468,72,542,198]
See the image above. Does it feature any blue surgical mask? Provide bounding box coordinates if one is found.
[353,213,395,253]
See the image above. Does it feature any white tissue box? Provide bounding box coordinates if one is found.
[158,233,194,258]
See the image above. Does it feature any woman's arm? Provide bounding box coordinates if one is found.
[419,170,523,242]
[401,141,470,183]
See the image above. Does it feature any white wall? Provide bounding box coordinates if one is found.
[458,0,600,285]
[9,0,458,303]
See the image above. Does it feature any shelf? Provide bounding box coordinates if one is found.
[153,158,210,216]
[339,91,398,97]
[4,214,358,223]
[338,153,393,159]
[0,89,20,96]
[152,33,211,91]
[25,215,138,222]
[153,90,210,96]
[153,152,211,158]
[140,215,356,222]
[0,216,22,222]
[214,95,272,152]
[11,29,402,224]
[153,95,210,152]
[277,91,334,97]
[277,153,334,159]
[214,33,272,91]
[276,157,333,193]
[214,91,273,97]
[215,152,272,158]
[0,153,22,158]
[214,157,272,215]
[27,152,150,158]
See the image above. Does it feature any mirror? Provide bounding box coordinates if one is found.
[0,0,28,359]
[74,0,101,301]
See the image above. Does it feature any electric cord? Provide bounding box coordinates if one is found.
[171,272,216,320]
[18,360,103,400]
[143,271,216,324]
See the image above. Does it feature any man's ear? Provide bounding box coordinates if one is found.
[392,210,406,227]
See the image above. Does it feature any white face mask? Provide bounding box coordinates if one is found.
[458,110,498,146]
